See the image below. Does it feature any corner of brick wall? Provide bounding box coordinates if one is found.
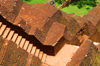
[66,39,97,66]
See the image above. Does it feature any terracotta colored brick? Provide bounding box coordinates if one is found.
[61,11,73,22]
[51,10,81,35]
[83,4,100,26]
[30,56,42,66]
[96,20,100,33]
[67,18,81,34]
[0,0,23,22]
[34,22,67,55]
[43,22,65,45]
[0,5,8,18]
[79,21,100,42]
[0,36,4,51]
[90,16,100,25]
[66,39,96,66]
[89,31,100,42]
[96,13,100,18]
[51,10,69,25]
[87,8,97,16]
[0,0,16,12]
[1,41,28,66]
[73,15,82,23]
[16,3,58,34]
[34,18,54,43]
[26,53,33,66]
[0,40,9,64]
[0,0,100,57]
[64,30,80,45]
[34,28,46,44]
[83,15,93,22]
[85,21,99,36]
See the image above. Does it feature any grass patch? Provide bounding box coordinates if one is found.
[21,0,100,16]
[21,0,49,4]
[61,5,93,15]
[55,2,61,7]
[60,0,100,16]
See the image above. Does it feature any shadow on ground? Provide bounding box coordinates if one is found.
[71,0,98,9]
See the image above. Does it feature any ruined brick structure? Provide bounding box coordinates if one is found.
[0,0,100,66]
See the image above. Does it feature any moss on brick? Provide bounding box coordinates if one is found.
[0,36,5,51]
[30,56,42,66]
[2,41,28,66]
[80,48,100,66]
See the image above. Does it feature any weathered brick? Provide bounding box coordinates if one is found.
[0,37,4,51]
[81,21,100,42]
[0,0,16,12]
[96,20,100,33]
[1,41,28,66]
[34,28,46,43]
[51,10,69,25]
[0,38,7,64]
[64,29,80,45]
[67,18,81,34]
[30,55,42,66]
[0,0,23,22]
[66,39,96,66]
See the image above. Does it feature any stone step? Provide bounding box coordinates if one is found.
[39,51,43,60]
[0,22,2,27]
[41,53,47,62]
[6,30,14,40]
[2,28,10,39]
[12,33,18,42]
[0,25,6,35]
[23,41,29,50]
[15,36,22,45]
[0,21,49,65]
[19,38,26,48]
[27,44,33,53]
[35,49,40,57]
[0,23,48,64]
[31,46,36,55]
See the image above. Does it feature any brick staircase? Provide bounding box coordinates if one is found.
[0,20,92,66]
[0,21,48,65]
[0,0,100,66]
[0,21,80,66]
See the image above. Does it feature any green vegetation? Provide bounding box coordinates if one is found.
[54,0,65,4]
[55,2,61,7]
[61,4,93,15]
[60,0,100,15]
[21,0,65,4]
[81,49,100,66]
[21,0,48,4]
[21,0,100,16]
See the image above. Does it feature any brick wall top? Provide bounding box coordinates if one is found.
[43,22,66,45]
[0,0,17,12]
[17,3,58,30]
[0,0,80,46]
[66,39,96,66]
[83,3,100,25]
